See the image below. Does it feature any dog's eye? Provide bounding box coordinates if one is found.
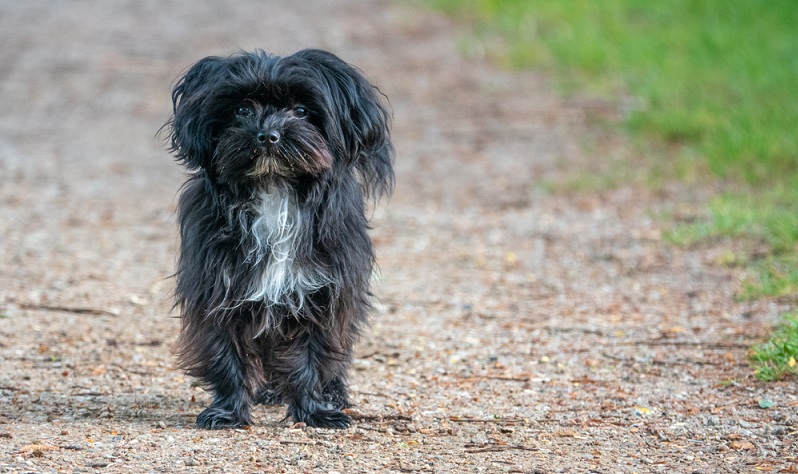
[294,106,308,118]
[235,105,254,118]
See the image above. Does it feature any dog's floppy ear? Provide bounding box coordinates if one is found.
[167,55,231,171]
[294,49,395,200]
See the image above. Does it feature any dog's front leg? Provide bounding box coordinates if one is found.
[188,326,256,429]
[271,322,352,429]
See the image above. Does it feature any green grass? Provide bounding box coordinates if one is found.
[750,311,798,381]
[663,186,798,305]
[428,0,798,378]
[741,257,798,301]
[667,186,798,260]
[428,0,798,185]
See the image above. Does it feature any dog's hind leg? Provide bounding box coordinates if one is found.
[254,381,283,406]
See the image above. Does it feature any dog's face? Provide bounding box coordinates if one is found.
[167,49,393,191]
[214,86,333,182]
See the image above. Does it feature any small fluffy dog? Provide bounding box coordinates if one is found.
[165,49,394,429]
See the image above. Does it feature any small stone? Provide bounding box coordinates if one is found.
[770,425,787,436]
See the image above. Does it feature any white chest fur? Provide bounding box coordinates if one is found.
[244,188,330,307]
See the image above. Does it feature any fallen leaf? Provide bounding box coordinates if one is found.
[129,294,148,305]
[758,398,774,409]
[89,365,106,376]
[19,444,60,454]
[553,429,580,438]
[504,252,518,265]
[730,441,755,451]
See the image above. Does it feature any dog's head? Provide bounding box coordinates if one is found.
[167,49,393,197]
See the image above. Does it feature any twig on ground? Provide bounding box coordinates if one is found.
[449,416,522,425]
[464,443,538,453]
[354,391,391,398]
[346,410,414,422]
[279,439,317,445]
[614,340,752,349]
[520,323,608,336]
[16,302,118,317]
[457,375,531,383]
[601,351,731,367]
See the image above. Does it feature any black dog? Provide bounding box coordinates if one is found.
[165,49,393,429]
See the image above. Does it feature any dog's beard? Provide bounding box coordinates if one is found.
[213,124,334,183]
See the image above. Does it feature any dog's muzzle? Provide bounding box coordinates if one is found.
[257,130,281,145]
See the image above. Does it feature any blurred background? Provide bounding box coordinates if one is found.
[0,1,795,470]
[429,0,798,378]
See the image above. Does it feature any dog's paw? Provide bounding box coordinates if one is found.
[305,409,352,429]
[196,406,250,430]
[288,405,352,429]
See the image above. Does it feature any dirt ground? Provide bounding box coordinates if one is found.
[0,1,795,473]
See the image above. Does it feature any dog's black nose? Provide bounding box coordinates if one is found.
[257,130,280,145]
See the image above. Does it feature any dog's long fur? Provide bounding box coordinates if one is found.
[166,49,393,429]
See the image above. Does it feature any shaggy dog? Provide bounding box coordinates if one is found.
[165,49,393,429]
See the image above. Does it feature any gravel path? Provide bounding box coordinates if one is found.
[1,1,795,472]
